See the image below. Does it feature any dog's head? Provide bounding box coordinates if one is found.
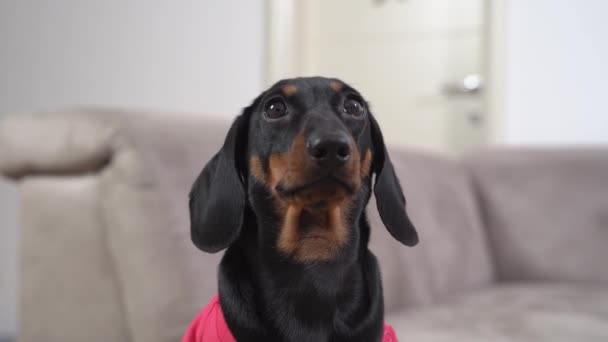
[189,77,418,263]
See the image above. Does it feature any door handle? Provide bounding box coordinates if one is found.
[441,74,483,96]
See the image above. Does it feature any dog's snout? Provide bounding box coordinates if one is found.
[306,133,351,167]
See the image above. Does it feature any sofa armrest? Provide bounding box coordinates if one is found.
[0,109,228,180]
[1,109,231,342]
[0,110,117,178]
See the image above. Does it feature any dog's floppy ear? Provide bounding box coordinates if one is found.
[189,113,249,253]
[369,114,419,246]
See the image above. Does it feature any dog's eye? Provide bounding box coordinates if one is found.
[264,99,288,120]
[343,98,364,117]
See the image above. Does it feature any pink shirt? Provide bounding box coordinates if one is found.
[183,295,399,342]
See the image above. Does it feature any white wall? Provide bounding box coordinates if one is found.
[502,0,608,145]
[0,0,266,336]
[0,0,265,116]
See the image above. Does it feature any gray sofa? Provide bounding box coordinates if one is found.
[1,110,607,342]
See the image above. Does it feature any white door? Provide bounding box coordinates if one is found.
[268,0,486,154]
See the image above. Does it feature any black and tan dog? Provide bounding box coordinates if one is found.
[189,77,418,342]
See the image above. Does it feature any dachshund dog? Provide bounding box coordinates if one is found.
[188,77,418,342]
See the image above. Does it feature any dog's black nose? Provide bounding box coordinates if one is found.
[306,133,351,167]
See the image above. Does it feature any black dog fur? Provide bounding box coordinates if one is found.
[189,77,418,342]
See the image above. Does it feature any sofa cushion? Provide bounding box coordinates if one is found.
[387,283,608,341]
[19,176,130,342]
[369,150,495,310]
[97,113,229,342]
[467,149,608,283]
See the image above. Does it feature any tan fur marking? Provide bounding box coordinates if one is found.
[277,205,302,257]
[361,149,373,178]
[278,203,350,263]
[268,133,310,191]
[329,81,344,92]
[268,154,288,191]
[344,142,362,190]
[249,156,266,184]
[267,132,362,263]
[282,85,298,97]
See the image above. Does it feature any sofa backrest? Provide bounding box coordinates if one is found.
[369,150,495,312]
[467,149,608,284]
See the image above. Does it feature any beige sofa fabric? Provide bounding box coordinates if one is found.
[19,176,129,342]
[1,110,229,342]
[388,283,608,342]
[0,111,116,178]
[369,151,494,311]
[94,112,228,342]
[1,110,607,342]
[467,150,608,284]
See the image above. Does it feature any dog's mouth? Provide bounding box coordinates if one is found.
[275,175,356,202]
[274,174,357,263]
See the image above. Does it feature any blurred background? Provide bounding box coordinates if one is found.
[1,0,607,340]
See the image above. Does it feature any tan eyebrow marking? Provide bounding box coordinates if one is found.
[329,81,344,92]
[281,85,298,96]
